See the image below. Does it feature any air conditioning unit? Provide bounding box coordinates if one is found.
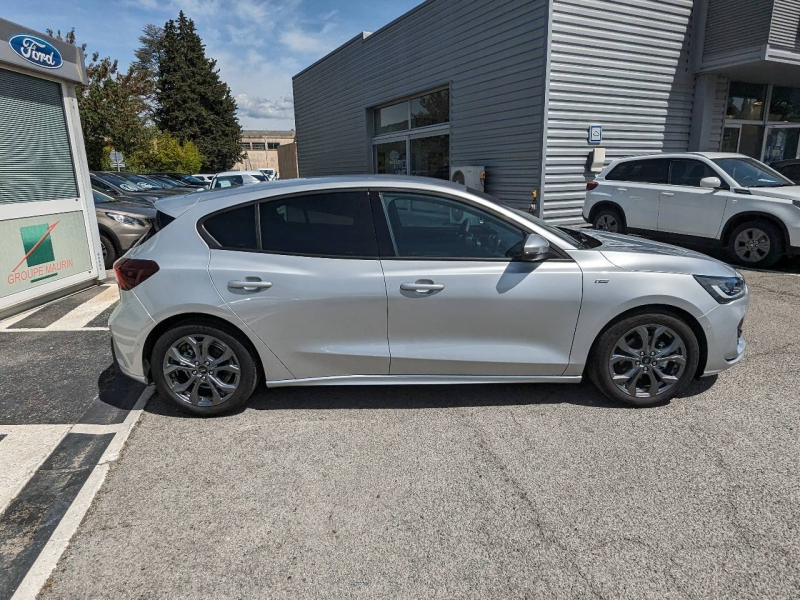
[451,166,485,191]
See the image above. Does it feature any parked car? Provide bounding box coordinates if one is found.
[110,176,748,416]
[107,172,192,197]
[90,173,162,204]
[209,171,268,190]
[259,168,279,181]
[92,190,155,268]
[150,172,208,190]
[583,152,800,268]
[193,174,215,185]
[771,158,800,184]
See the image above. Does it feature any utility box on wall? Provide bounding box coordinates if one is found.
[0,18,104,319]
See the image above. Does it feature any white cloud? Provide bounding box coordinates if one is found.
[236,93,294,120]
[279,22,340,55]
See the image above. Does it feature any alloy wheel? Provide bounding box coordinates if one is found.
[608,324,687,399]
[162,335,241,407]
[734,228,770,263]
[596,214,619,232]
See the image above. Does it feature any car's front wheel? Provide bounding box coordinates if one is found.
[100,234,116,269]
[727,220,783,268]
[589,312,700,407]
[152,323,259,416]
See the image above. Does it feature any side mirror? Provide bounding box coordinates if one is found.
[700,176,722,189]
[521,233,550,262]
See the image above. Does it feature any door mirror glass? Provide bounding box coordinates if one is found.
[521,233,550,262]
[700,176,722,189]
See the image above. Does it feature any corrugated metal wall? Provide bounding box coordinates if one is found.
[542,0,696,224]
[708,76,729,152]
[770,0,800,49]
[703,0,773,60]
[293,0,549,210]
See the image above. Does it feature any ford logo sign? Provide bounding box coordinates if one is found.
[9,34,63,69]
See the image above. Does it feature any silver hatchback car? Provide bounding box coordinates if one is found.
[110,176,748,415]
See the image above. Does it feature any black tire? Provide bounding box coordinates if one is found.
[726,220,783,268]
[588,312,700,407]
[152,322,259,416]
[592,206,626,234]
[100,234,117,269]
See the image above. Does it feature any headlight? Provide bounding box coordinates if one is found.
[693,274,746,303]
[105,212,145,227]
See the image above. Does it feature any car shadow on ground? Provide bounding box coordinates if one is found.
[142,375,719,419]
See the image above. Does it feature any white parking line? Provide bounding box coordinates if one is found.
[0,426,71,516]
[8,386,154,600]
[45,285,119,331]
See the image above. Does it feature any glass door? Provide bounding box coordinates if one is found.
[763,125,800,165]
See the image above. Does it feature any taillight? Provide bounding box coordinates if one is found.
[586,181,599,191]
[114,258,159,291]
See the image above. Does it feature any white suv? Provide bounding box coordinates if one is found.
[583,152,800,268]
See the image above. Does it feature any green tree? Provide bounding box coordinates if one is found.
[128,130,203,173]
[48,28,151,169]
[132,24,164,114]
[155,12,243,171]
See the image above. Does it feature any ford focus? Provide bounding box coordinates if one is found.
[110,176,748,415]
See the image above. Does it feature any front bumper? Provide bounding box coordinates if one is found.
[699,294,749,376]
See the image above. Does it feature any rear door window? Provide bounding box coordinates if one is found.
[669,160,717,187]
[606,159,669,184]
[259,192,377,257]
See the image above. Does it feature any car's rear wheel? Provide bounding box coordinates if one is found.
[727,220,783,268]
[152,323,258,416]
[592,207,626,234]
[100,234,116,269]
[589,312,700,407]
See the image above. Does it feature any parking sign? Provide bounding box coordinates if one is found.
[588,125,603,144]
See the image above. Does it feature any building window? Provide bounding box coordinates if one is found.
[371,88,450,180]
[267,142,281,150]
[723,82,800,163]
[726,82,766,120]
[240,142,251,150]
[769,87,800,122]
[251,142,266,151]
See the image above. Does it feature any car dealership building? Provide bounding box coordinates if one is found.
[293,0,800,224]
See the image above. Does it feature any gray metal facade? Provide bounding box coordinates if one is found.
[294,0,549,210]
[541,0,696,223]
[770,0,800,50]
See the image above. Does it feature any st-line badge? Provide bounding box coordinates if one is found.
[8,34,63,69]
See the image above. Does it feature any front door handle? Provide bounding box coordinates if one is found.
[228,279,273,291]
[661,192,675,196]
[617,188,627,192]
[400,282,445,293]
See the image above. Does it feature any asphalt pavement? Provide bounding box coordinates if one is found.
[38,268,800,599]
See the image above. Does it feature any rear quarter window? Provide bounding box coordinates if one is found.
[203,204,258,250]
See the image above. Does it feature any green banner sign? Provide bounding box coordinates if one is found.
[1,211,93,299]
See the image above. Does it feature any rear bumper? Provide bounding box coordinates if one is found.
[109,290,156,383]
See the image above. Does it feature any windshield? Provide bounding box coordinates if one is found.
[152,175,186,187]
[92,190,115,204]
[117,173,167,189]
[174,174,205,185]
[95,172,140,192]
[713,157,793,188]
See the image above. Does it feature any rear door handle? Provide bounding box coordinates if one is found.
[661,192,675,196]
[228,279,273,291]
[400,282,445,293]
[617,188,627,192]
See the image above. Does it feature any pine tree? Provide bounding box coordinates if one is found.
[155,12,242,171]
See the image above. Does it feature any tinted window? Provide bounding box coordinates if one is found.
[669,160,717,187]
[260,192,377,257]
[204,204,258,250]
[411,89,450,128]
[607,159,669,184]
[379,192,524,259]
[726,82,767,120]
[780,164,800,181]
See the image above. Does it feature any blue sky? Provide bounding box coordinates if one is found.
[5,0,422,129]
